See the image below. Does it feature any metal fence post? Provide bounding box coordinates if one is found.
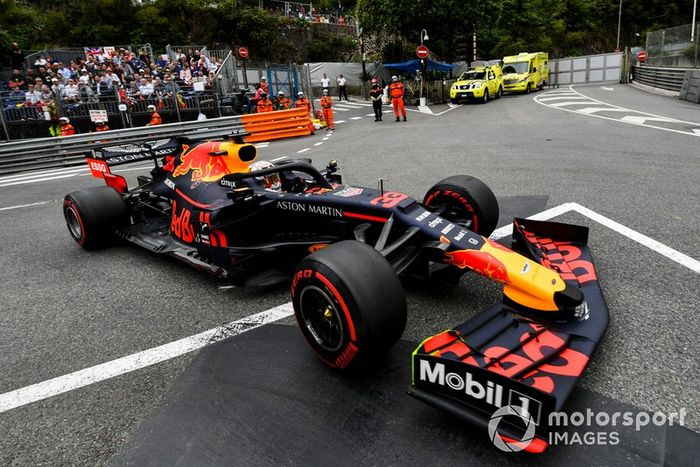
[0,99,9,140]
[695,23,699,68]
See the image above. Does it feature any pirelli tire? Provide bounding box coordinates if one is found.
[63,186,128,250]
[423,175,499,237]
[291,240,407,371]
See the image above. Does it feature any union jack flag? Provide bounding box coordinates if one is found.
[84,47,103,56]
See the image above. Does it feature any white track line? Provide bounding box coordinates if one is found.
[0,303,294,413]
[0,173,79,188]
[0,200,56,212]
[350,116,363,120]
[296,148,310,153]
[270,156,287,162]
[0,166,90,183]
[489,202,577,240]
[569,203,700,274]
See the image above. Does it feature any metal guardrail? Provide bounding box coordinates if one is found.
[0,116,244,175]
[631,65,689,92]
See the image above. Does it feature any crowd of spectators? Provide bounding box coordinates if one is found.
[262,1,356,26]
[1,46,225,125]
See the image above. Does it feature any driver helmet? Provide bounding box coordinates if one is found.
[249,160,281,191]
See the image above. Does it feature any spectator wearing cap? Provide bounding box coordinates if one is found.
[147,104,162,125]
[78,69,90,85]
[25,84,40,105]
[138,78,154,97]
[34,55,48,68]
[50,78,63,97]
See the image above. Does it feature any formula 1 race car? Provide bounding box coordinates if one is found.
[63,132,608,452]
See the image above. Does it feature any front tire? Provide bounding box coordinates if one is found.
[63,186,127,250]
[482,89,489,103]
[525,83,532,94]
[291,240,407,371]
[423,175,499,237]
[497,85,504,98]
[450,98,458,105]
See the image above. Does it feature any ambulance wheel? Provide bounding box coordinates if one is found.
[525,83,532,94]
[451,98,458,104]
[497,86,504,98]
[291,240,407,371]
[63,186,127,250]
[482,89,489,103]
[423,175,499,237]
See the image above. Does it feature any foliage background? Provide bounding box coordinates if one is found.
[0,0,696,64]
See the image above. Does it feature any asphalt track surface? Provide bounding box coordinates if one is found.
[0,84,698,465]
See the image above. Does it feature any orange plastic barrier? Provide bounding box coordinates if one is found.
[242,108,314,143]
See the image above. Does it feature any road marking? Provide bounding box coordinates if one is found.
[569,203,700,274]
[534,85,700,138]
[331,107,349,112]
[350,116,363,120]
[322,137,329,141]
[296,148,310,153]
[538,96,591,102]
[254,142,270,148]
[0,165,90,183]
[0,303,294,414]
[270,156,287,162]
[1,202,696,413]
[0,200,56,212]
[0,173,79,188]
[619,115,676,124]
[335,120,346,124]
[365,113,376,117]
[602,86,614,91]
[314,142,324,146]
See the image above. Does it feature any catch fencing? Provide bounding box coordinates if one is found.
[645,23,700,68]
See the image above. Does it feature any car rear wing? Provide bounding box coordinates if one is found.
[85,138,181,176]
[409,218,609,453]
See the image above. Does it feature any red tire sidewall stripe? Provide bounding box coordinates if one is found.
[64,199,87,246]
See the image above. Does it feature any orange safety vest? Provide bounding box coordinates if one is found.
[295,98,311,112]
[320,95,333,108]
[148,112,162,126]
[389,82,404,98]
[257,99,273,113]
[277,97,292,110]
[60,124,75,136]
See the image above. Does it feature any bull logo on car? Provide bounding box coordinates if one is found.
[444,249,511,284]
[173,142,251,183]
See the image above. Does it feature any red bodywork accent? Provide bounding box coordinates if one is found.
[103,173,128,193]
[498,434,548,454]
[86,158,110,179]
[174,188,213,209]
[344,211,388,223]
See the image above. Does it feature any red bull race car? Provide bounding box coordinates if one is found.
[63,132,608,453]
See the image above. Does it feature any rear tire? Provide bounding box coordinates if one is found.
[423,175,499,237]
[482,89,489,103]
[63,186,127,250]
[450,98,458,104]
[525,83,532,94]
[291,240,407,371]
[497,85,504,98]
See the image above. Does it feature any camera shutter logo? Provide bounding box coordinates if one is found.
[488,405,536,452]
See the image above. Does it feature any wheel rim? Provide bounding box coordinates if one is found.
[484,91,488,102]
[65,206,83,240]
[432,200,476,231]
[299,285,344,352]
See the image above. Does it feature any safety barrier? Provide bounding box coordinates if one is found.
[680,70,700,103]
[630,66,688,93]
[0,107,315,174]
[0,116,244,175]
[241,108,313,143]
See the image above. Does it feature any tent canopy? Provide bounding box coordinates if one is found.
[383,58,455,74]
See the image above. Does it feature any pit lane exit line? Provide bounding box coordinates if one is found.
[1,202,697,414]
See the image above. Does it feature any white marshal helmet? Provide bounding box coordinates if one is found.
[298,91,304,97]
[391,75,398,81]
[249,160,281,191]
[147,104,156,111]
[322,89,329,95]
[59,117,70,123]
[278,91,284,96]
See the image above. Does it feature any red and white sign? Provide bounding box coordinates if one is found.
[637,51,648,62]
[416,45,429,59]
[238,47,249,59]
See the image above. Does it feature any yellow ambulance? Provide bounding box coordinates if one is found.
[502,52,549,93]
